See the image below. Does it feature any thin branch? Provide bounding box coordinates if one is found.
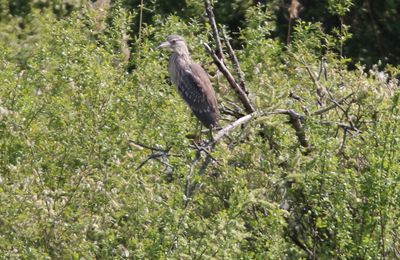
[301,58,325,106]
[260,109,310,148]
[289,91,305,102]
[138,0,144,42]
[130,141,181,171]
[185,152,201,206]
[135,152,167,171]
[288,234,316,259]
[311,93,354,116]
[198,156,212,176]
[222,30,248,94]
[302,58,319,88]
[339,128,348,153]
[318,121,361,133]
[204,43,256,113]
[317,57,327,81]
[204,0,224,60]
[129,140,170,152]
[220,105,245,118]
[192,142,221,166]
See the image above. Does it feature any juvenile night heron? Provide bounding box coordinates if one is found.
[158,35,219,133]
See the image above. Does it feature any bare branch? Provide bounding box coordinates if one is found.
[287,110,310,148]
[130,140,181,171]
[129,139,170,152]
[210,109,310,148]
[318,121,361,133]
[198,157,212,176]
[204,43,256,113]
[301,58,326,106]
[185,152,201,205]
[192,142,221,166]
[204,0,224,60]
[317,57,327,81]
[222,30,249,94]
[135,152,167,171]
[212,111,260,144]
[289,91,305,102]
[339,128,348,153]
[288,234,317,259]
[311,93,354,116]
[220,105,245,118]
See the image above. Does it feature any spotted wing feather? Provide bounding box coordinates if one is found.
[178,63,219,128]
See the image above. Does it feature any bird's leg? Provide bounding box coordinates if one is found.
[208,127,214,142]
[194,121,203,144]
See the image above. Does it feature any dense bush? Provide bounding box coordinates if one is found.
[0,0,399,258]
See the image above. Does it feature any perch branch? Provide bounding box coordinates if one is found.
[204,43,256,113]
[212,111,260,144]
[210,109,310,148]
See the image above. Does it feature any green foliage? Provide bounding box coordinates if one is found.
[327,0,353,16]
[1,1,400,259]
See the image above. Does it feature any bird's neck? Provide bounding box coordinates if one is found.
[169,52,192,86]
[171,52,191,67]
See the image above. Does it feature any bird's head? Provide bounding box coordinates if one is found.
[158,35,189,55]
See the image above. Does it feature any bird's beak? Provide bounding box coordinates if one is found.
[157,41,171,50]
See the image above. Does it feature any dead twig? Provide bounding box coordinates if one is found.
[185,152,201,206]
[204,43,256,113]
[222,30,249,94]
[135,152,168,171]
[318,121,361,133]
[129,139,170,152]
[192,142,221,166]
[130,140,181,171]
[339,128,348,153]
[311,93,354,116]
[289,91,305,102]
[317,57,327,81]
[301,57,326,107]
[212,111,260,145]
[288,233,316,259]
[204,0,224,60]
[220,104,245,118]
[198,156,212,176]
[282,109,310,148]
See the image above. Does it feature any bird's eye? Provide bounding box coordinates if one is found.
[171,40,176,44]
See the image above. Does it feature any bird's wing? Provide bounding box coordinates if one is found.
[178,63,218,114]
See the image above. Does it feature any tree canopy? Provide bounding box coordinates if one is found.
[0,0,399,258]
